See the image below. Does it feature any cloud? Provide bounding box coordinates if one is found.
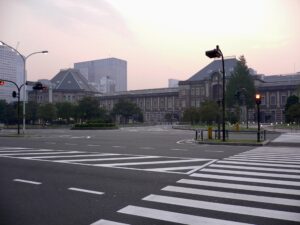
[21,0,132,37]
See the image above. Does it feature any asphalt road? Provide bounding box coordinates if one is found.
[0,126,299,225]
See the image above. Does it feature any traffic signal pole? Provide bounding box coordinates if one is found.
[0,79,25,134]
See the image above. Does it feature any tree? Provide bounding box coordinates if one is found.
[0,100,7,123]
[56,102,75,123]
[26,101,39,124]
[286,103,300,124]
[199,101,219,125]
[5,102,18,125]
[182,107,200,124]
[38,103,57,123]
[76,97,103,121]
[226,56,256,109]
[111,100,143,124]
[285,95,299,122]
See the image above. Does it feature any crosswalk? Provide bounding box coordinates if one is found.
[94,146,300,225]
[0,147,213,174]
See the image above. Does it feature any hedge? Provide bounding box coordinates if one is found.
[71,123,118,130]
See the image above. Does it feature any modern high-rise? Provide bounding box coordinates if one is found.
[0,45,24,103]
[74,58,127,93]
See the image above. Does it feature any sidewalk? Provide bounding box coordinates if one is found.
[269,132,300,147]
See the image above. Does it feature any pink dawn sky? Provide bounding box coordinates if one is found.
[1,0,300,90]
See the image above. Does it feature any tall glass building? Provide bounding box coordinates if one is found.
[0,45,24,103]
[74,58,127,93]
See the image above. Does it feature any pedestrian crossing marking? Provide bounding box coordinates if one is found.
[162,185,300,207]
[118,205,253,225]
[0,147,213,175]
[143,194,300,222]
[201,168,300,179]
[90,219,129,225]
[209,164,300,173]
[94,145,300,225]
[177,179,300,195]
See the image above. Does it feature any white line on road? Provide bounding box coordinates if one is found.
[0,147,31,150]
[202,168,300,179]
[162,185,300,207]
[139,147,155,150]
[68,187,104,195]
[87,144,101,147]
[119,205,253,225]
[178,179,300,195]
[0,149,51,153]
[20,153,119,159]
[218,160,300,168]
[170,148,188,151]
[56,155,160,163]
[143,194,300,222]
[98,159,209,167]
[0,151,82,156]
[191,173,300,186]
[13,179,41,185]
[209,164,300,173]
[112,146,125,148]
[205,150,224,153]
[90,219,130,225]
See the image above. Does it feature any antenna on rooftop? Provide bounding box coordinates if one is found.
[15,41,20,50]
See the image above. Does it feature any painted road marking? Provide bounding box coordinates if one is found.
[0,151,82,156]
[143,194,300,222]
[20,153,119,159]
[177,179,300,195]
[191,173,300,186]
[0,147,214,175]
[209,164,300,173]
[217,160,300,168]
[13,179,41,185]
[162,185,300,206]
[56,155,160,163]
[98,159,209,167]
[119,205,253,225]
[68,187,104,195]
[91,219,130,225]
[202,168,300,179]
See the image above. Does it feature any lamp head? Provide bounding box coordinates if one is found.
[42,50,48,54]
[205,48,221,58]
[255,93,262,105]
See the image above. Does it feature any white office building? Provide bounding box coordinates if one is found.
[74,58,127,93]
[168,79,180,88]
[0,45,24,103]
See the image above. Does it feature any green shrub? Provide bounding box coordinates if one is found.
[72,122,117,130]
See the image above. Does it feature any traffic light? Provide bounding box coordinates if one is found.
[12,91,17,98]
[0,80,5,85]
[32,82,46,90]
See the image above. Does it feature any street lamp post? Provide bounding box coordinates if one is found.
[206,45,226,141]
[255,93,262,142]
[0,41,48,133]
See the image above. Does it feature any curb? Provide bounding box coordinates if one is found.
[196,140,270,146]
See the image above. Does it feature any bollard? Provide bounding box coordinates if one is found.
[208,126,212,139]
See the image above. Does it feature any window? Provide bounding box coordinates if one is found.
[270,95,276,105]
[191,88,195,96]
[281,95,286,105]
[195,88,200,96]
[191,100,195,107]
[181,100,186,108]
[261,95,265,105]
[200,87,205,96]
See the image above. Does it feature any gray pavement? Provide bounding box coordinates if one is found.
[0,126,299,225]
